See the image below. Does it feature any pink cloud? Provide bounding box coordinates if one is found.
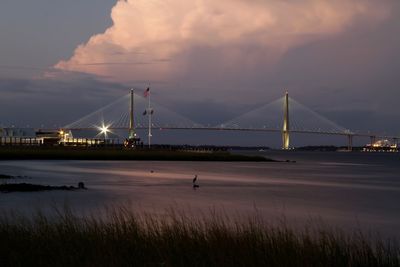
[55,0,391,83]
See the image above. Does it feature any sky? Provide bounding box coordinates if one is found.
[0,0,399,147]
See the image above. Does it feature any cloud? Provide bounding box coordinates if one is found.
[55,0,390,83]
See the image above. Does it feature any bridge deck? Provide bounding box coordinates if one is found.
[61,127,399,140]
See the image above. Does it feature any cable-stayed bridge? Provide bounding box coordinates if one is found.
[65,92,203,130]
[64,91,399,150]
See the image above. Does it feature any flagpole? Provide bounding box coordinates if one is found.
[148,88,152,148]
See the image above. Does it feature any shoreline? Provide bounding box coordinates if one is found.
[0,147,273,162]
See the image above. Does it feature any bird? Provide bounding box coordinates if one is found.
[78,182,86,190]
[192,175,199,189]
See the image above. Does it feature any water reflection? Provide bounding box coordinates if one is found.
[0,151,399,237]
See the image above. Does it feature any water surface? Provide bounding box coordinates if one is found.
[0,151,399,236]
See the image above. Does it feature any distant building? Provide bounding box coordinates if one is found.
[0,128,65,146]
[0,127,119,147]
[0,128,40,145]
[35,129,62,145]
[0,128,36,137]
[364,139,398,152]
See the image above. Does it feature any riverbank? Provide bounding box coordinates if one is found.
[0,182,86,193]
[0,147,271,161]
[0,208,397,267]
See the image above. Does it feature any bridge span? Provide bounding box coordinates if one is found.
[61,90,399,150]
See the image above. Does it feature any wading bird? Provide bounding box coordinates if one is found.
[193,175,199,189]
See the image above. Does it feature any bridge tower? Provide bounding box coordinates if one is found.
[124,89,142,148]
[282,91,290,150]
[129,89,136,139]
[347,134,353,151]
[128,89,140,144]
[370,135,376,146]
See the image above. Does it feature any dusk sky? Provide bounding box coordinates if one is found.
[1,0,400,145]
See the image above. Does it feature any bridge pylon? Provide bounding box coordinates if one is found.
[347,134,354,151]
[126,89,141,148]
[282,91,290,150]
[129,89,136,139]
[370,135,376,147]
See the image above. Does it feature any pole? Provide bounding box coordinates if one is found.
[148,88,152,148]
[282,91,290,150]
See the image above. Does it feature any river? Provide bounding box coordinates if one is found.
[0,151,399,237]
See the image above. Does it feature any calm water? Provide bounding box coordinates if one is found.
[0,151,399,236]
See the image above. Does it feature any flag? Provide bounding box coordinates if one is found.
[144,87,150,97]
[143,109,154,115]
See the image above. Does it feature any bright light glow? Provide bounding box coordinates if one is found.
[97,123,112,138]
[100,125,109,135]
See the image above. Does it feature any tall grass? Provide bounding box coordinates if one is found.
[0,207,398,267]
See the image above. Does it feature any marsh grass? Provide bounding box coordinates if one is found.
[0,207,398,267]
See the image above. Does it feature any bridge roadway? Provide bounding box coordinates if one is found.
[62,126,400,141]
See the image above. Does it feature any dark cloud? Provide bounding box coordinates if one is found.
[0,74,127,128]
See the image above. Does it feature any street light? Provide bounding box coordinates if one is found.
[100,125,109,135]
[98,124,111,139]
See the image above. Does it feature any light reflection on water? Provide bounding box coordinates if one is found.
[0,151,399,237]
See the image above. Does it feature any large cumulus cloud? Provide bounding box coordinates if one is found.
[55,0,390,83]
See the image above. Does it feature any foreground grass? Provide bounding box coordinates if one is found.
[0,147,270,161]
[0,208,398,267]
